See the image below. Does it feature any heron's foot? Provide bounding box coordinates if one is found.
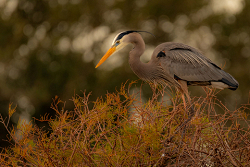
[163,106,195,146]
[162,122,187,147]
[178,124,187,147]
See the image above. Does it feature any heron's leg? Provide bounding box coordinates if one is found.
[178,80,189,108]
[164,81,195,144]
[185,93,195,118]
[181,93,187,110]
[178,80,195,120]
[177,93,195,141]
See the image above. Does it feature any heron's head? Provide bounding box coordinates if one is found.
[95,30,138,68]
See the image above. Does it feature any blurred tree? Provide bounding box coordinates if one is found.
[0,0,249,148]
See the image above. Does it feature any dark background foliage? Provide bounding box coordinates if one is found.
[0,0,248,148]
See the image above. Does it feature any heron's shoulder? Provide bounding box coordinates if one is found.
[155,42,200,53]
[153,42,205,60]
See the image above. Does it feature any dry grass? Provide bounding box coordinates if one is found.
[0,82,249,166]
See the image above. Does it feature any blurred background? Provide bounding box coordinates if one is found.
[0,0,249,147]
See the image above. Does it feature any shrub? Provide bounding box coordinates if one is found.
[0,82,250,166]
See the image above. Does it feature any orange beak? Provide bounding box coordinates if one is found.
[95,47,116,68]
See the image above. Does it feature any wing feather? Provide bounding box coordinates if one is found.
[152,42,238,87]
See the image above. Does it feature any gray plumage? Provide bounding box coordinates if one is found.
[96,31,239,93]
[96,31,239,138]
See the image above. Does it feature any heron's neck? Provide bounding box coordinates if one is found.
[128,38,151,80]
[129,41,145,61]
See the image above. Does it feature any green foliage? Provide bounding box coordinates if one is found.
[0,82,250,166]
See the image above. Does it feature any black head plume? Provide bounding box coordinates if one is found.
[115,30,155,41]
